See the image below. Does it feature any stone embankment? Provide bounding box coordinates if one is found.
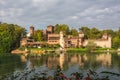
[11,49,28,54]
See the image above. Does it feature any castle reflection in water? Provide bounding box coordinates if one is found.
[20,52,120,72]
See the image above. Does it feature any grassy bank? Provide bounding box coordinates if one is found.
[66,47,117,53]
[66,48,87,53]
[18,47,117,54]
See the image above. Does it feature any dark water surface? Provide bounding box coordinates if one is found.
[0,52,120,80]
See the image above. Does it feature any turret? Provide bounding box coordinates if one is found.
[30,26,34,36]
[59,31,65,49]
[47,25,54,34]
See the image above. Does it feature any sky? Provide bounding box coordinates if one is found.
[0,0,120,31]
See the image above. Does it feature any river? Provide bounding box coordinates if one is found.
[0,52,120,80]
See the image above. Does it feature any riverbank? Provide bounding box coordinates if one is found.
[11,47,119,55]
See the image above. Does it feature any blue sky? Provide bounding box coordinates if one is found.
[0,0,120,31]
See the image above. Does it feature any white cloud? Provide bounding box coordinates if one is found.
[0,0,120,30]
[0,0,6,5]
[71,16,78,19]
[85,17,94,21]
[80,5,120,17]
[96,15,105,19]
[0,8,23,17]
[0,10,6,16]
[32,0,57,7]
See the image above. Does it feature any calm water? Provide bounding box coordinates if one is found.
[0,52,120,79]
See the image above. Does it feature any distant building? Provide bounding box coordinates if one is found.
[47,25,54,34]
[42,30,47,41]
[47,34,60,44]
[83,33,111,48]
[21,26,112,48]
[20,38,34,47]
[43,25,54,41]
[30,26,34,36]
[20,38,46,47]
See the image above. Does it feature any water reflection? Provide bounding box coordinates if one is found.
[117,52,120,56]
[0,54,26,77]
[70,54,84,67]
[0,53,120,79]
[20,55,27,62]
[27,52,120,73]
[16,52,120,77]
[26,59,34,70]
[96,53,111,67]
[59,53,65,69]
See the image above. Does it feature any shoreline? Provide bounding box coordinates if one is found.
[11,48,119,55]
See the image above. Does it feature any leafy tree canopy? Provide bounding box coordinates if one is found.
[32,30,43,41]
[0,23,26,53]
[54,24,70,35]
[70,28,79,36]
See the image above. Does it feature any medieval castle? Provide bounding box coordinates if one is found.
[20,25,111,48]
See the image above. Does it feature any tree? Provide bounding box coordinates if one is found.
[90,27,101,39]
[102,29,115,37]
[54,24,70,35]
[79,26,90,39]
[70,28,78,36]
[32,30,43,41]
[112,37,120,49]
[86,41,97,52]
[0,23,26,53]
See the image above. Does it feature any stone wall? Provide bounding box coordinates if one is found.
[83,36,111,48]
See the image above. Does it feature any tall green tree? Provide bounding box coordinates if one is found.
[101,29,115,37]
[79,26,90,39]
[90,27,101,39]
[54,24,70,35]
[32,30,43,41]
[0,23,26,53]
[112,37,120,49]
[86,41,97,52]
[70,28,78,36]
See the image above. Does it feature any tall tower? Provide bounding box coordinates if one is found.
[30,26,34,36]
[59,31,65,49]
[47,25,54,34]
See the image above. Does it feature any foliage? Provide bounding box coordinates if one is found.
[90,27,101,39]
[67,48,87,53]
[28,24,120,49]
[54,24,70,35]
[102,29,115,37]
[79,26,91,39]
[42,43,60,48]
[32,30,43,41]
[70,28,79,36]
[86,41,97,52]
[4,65,120,80]
[78,26,120,49]
[112,37,120,49]
[112,28,120,49]
[0,23,26,53]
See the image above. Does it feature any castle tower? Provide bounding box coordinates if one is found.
[59,31,65,49]
[30,26,34,36]
[47,25,54,34]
